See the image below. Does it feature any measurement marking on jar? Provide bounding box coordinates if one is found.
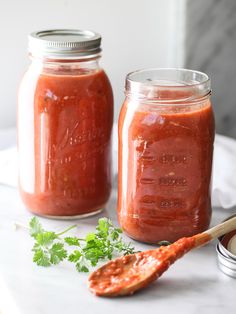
[140,178,156,184]
[159,177,187,186]
[140,195,156,204]
[139,155,156,162]
[159,154,187,164]
[160,199,185,208]
[137,151,189,165]
[140,197,185,209]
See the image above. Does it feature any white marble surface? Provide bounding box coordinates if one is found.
[0,128,236,313]
[0,186,236,314]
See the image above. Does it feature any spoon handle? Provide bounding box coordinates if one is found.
[194,216,236,247]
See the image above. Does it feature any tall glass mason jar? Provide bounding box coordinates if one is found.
[18,29,113,218]
[117,68,215,243]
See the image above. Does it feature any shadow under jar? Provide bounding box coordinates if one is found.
[117,68,215,243]
[18,29,113,218]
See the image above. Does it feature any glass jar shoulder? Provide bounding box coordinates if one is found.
[19,60,112,88]
[119,97,214,138]
[19,64,113,109]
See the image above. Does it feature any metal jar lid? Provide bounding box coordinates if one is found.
[216,214,236,278]
[28,29,101,59]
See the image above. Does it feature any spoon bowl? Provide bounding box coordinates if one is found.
[88,236,196,296]
[89,251,158,296]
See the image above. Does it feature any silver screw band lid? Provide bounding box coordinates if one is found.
[28,29,101,59]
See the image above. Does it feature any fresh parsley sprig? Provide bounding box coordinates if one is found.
[28,217,137,273]
[65,218,136,272]
[29,217,76,267]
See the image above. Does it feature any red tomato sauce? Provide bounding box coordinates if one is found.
[19,68,113,216]
[118,99,214,243]
[89,236,198,296]
[221,230,236,249]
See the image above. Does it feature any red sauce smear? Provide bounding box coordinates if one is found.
[89,235,210,297]
[221,230,236,249]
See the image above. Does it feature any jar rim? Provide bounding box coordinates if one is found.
[125,68,211,103]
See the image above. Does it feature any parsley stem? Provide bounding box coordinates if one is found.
[14,222,30,230]
[56,224,77,236]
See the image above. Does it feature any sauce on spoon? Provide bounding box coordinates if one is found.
[89,236,201,296]
[89,217,236,297]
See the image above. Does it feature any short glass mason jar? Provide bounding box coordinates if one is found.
[18,29,113,218]
[117,68,215,243]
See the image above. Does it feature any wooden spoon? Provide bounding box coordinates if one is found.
[88,216,236,297]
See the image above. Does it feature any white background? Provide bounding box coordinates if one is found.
[0,0,186,128]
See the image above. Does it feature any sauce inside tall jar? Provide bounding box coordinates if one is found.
[18,29,113,218]
[117,68,215,243]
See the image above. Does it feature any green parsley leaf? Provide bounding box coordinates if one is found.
[29,217,43,239]
[76,263,89,273]
[96,218,110,238]
[85,232,96,242]
[49,243,67,265]
[68,250,82,262]
[157,240,171,247]
[64,237,81,246]
[33,248,51,267]
[36,231,57,247]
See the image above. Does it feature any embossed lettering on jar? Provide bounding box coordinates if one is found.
[18,29,113,217]
[117,68,215,243]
